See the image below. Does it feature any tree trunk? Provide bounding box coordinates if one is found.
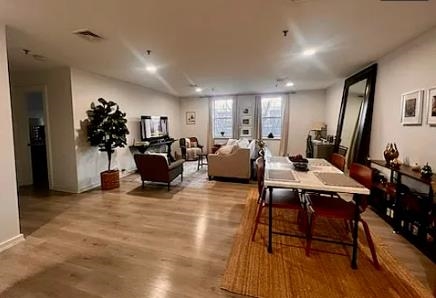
[106,144,112,171]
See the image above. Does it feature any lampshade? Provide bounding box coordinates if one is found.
[311,121,326,131]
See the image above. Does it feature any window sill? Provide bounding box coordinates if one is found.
[263,138,281,141]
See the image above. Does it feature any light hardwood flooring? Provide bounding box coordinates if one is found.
[0,162,434,297]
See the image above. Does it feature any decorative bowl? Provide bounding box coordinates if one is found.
[292,159,308,171]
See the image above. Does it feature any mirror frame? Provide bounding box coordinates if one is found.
[334,64,378,165]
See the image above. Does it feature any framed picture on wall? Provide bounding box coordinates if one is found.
[428,87,436,125]
[240,116,253,126]
[186,111,196,125]
[240,106,253,116]
[401,90,423,126]
[240,127,252,137]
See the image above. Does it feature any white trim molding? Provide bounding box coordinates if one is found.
[0,234,24,253]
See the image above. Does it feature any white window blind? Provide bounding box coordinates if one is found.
[261,97,282,138]
[213,98,233,138]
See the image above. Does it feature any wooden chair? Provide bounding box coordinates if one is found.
[251,157,306,241]
[305,163,380,268]
[330,153,346,172]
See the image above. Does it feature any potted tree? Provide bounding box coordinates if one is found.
[86,98,129,190]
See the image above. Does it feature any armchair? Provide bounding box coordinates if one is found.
[179,137,203,160]
[134,154,185,191]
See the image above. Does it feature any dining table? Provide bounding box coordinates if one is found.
[264,156,370,269]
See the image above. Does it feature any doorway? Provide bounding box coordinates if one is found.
[11,85,51,190]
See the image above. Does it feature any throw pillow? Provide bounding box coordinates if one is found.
[226,139,237,146]
[237,138,249,148]
[145,152,169,165]
[185,138,191,148]
[248,139,257,159]
[217,145,234,155]
[231,143,240,154]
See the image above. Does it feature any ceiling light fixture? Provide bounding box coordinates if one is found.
[73,29,104,42]
[286,81,294,87]
[146,65,157,73]
[195,87,203,93]
[302,48,316,56]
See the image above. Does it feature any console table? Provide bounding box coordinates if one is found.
[130,138,176,162]
[370,160,435,262]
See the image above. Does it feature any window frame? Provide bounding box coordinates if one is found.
[212,98,234,139]
[261,96,283,140]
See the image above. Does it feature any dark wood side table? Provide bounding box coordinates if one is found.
[197,153,208,170]
[371,160,435,262]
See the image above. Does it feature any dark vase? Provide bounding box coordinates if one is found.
[258,148,265,157]
[421,163,433,179]
[383,143,399,166]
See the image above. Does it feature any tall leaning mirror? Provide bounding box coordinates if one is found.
[334,64,378,167]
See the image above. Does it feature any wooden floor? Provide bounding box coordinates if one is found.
[0,162,434,297]
[363,209,436,291]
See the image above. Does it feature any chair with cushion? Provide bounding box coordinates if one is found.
[134,154,185,191]
[179,137,203,160]
[330,153,346,172]
[251,157,306,241]
[304,163,380,268]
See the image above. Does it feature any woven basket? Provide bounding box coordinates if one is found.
[100,170,120,190]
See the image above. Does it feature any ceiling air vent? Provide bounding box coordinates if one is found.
[73,29,104,42]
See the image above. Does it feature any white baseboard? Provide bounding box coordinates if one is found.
[120,168,137,178]
[0,234,24,253]
[79,183,100,193]
[78,168,137,193]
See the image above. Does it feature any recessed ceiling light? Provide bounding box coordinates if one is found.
[146,65,157,73]
[286,81,294,87]
[195,87,203,93]
[302,48,316,56]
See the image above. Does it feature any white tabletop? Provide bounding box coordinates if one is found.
[264,157,370,195]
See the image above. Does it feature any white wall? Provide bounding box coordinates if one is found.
[70,68,181,192]
[179,97,209,151]
[371,27,436,167]
[10,68,78,193]
[288,90,327,155]
[325,27,436,167]
[0,24,22,249]
[180,90,327,156]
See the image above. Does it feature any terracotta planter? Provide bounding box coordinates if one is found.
[100,170,120,190]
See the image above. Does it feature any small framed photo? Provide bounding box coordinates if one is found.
[401,90,423,126]
[240,106,253,116]
[240,116,253,126]
[240,127,252,137]
[428,87,436,125]
[186,111,196,125]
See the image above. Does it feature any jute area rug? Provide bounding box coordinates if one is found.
[221,190,433,298]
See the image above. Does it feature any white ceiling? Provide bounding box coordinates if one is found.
[1,0,436,97]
